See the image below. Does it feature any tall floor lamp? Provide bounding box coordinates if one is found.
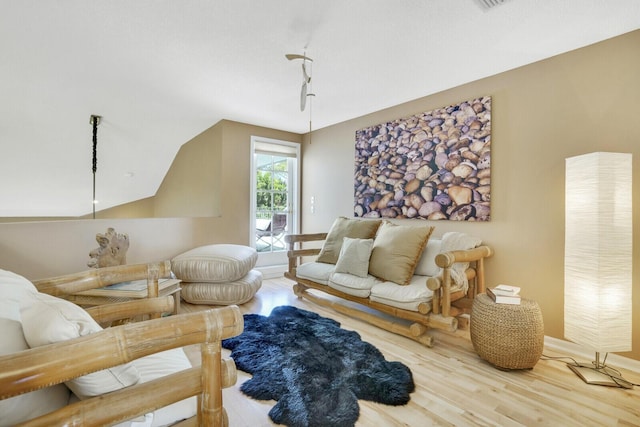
[564,152,633,388]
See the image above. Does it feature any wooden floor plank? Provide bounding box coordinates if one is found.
[181,276,640,427]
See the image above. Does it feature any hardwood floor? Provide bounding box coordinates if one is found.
[181,277,640,427]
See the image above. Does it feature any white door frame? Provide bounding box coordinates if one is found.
[249,136,300,276]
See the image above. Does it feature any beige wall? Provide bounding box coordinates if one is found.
[154,123,223,217]
[301,30,640,360]
[91,197,155,219]
[0,120,300,274]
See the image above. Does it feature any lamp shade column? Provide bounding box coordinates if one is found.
[564,152,632,354]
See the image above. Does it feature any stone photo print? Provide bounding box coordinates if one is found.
[354,96,491,221]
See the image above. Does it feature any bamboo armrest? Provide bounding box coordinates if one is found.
[0,306,243,398]
[427,246,493,292]
[434,245,493,268]
[287,248,322,258]
[284,232,328,244]
[33,261,172,297]
[427,245,493,317]
[84,296,175,325]
[427,269,476,291]
[22,363,236,427]
[285,233,328,274]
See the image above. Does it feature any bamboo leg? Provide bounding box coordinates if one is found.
[293,283,307,298]
[476,258,486,294]
[300,288,434,347]
[432,291,441,315]
[146,264,161,319]
[441,267,451,317]
[200,342,223,427]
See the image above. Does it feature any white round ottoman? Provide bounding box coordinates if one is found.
[171,244,262,305]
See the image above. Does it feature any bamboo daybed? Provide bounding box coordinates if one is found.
[0,262,244,427]
[285,231,493,347]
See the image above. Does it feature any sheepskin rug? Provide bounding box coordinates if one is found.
[222,306,414,427]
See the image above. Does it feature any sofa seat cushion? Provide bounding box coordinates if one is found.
[296,262,335,285]
[180,269,263,305]
[171,244,258,283]
[328,272,380,298]
[370,275,435,312]
[129,348,196,427]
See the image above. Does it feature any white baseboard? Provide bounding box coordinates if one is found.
[255,264,287,280]
[544,336,640,374]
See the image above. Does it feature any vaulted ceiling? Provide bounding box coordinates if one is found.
[2,0,639,216]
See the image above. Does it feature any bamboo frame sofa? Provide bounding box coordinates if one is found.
[0,262,243,427]
[285,218,493,347]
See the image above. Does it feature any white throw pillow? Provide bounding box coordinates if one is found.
[334,237,374,278]
[20,292,140,399]
[414,238,442,277]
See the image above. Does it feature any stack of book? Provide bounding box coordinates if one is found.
[486,284,521,305]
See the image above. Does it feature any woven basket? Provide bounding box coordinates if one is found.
[470,293,544,370]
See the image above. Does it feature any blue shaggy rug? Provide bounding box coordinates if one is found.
[222,306,414,427]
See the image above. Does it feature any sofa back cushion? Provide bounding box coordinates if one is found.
[317,217,381,264]
[368,222,434,285]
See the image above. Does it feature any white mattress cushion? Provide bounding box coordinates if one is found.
[295,262,335,285]
[180,269,263,305]
[172,244,258,283]
[328,272,380,298]
[414,238,442,277]
[370,275,434,312]
[128,348,196,427]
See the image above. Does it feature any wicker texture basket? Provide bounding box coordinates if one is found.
[470,293,544,370]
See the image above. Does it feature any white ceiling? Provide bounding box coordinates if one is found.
[2,0,639,217]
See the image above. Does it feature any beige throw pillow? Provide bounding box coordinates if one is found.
[334,237,374,278]
[316,217,381,264]
[368,222,434,285]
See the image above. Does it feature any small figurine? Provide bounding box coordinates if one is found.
[87,227,129,268]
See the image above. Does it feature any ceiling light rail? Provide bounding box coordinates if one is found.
[476,0,507,10]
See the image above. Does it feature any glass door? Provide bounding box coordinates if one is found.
[250,137,299,270]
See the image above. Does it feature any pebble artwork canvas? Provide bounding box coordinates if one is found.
[354,96,491,221]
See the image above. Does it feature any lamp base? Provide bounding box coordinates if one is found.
[568,364,633,389]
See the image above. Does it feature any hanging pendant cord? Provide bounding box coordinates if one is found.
[91,116,99,219]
